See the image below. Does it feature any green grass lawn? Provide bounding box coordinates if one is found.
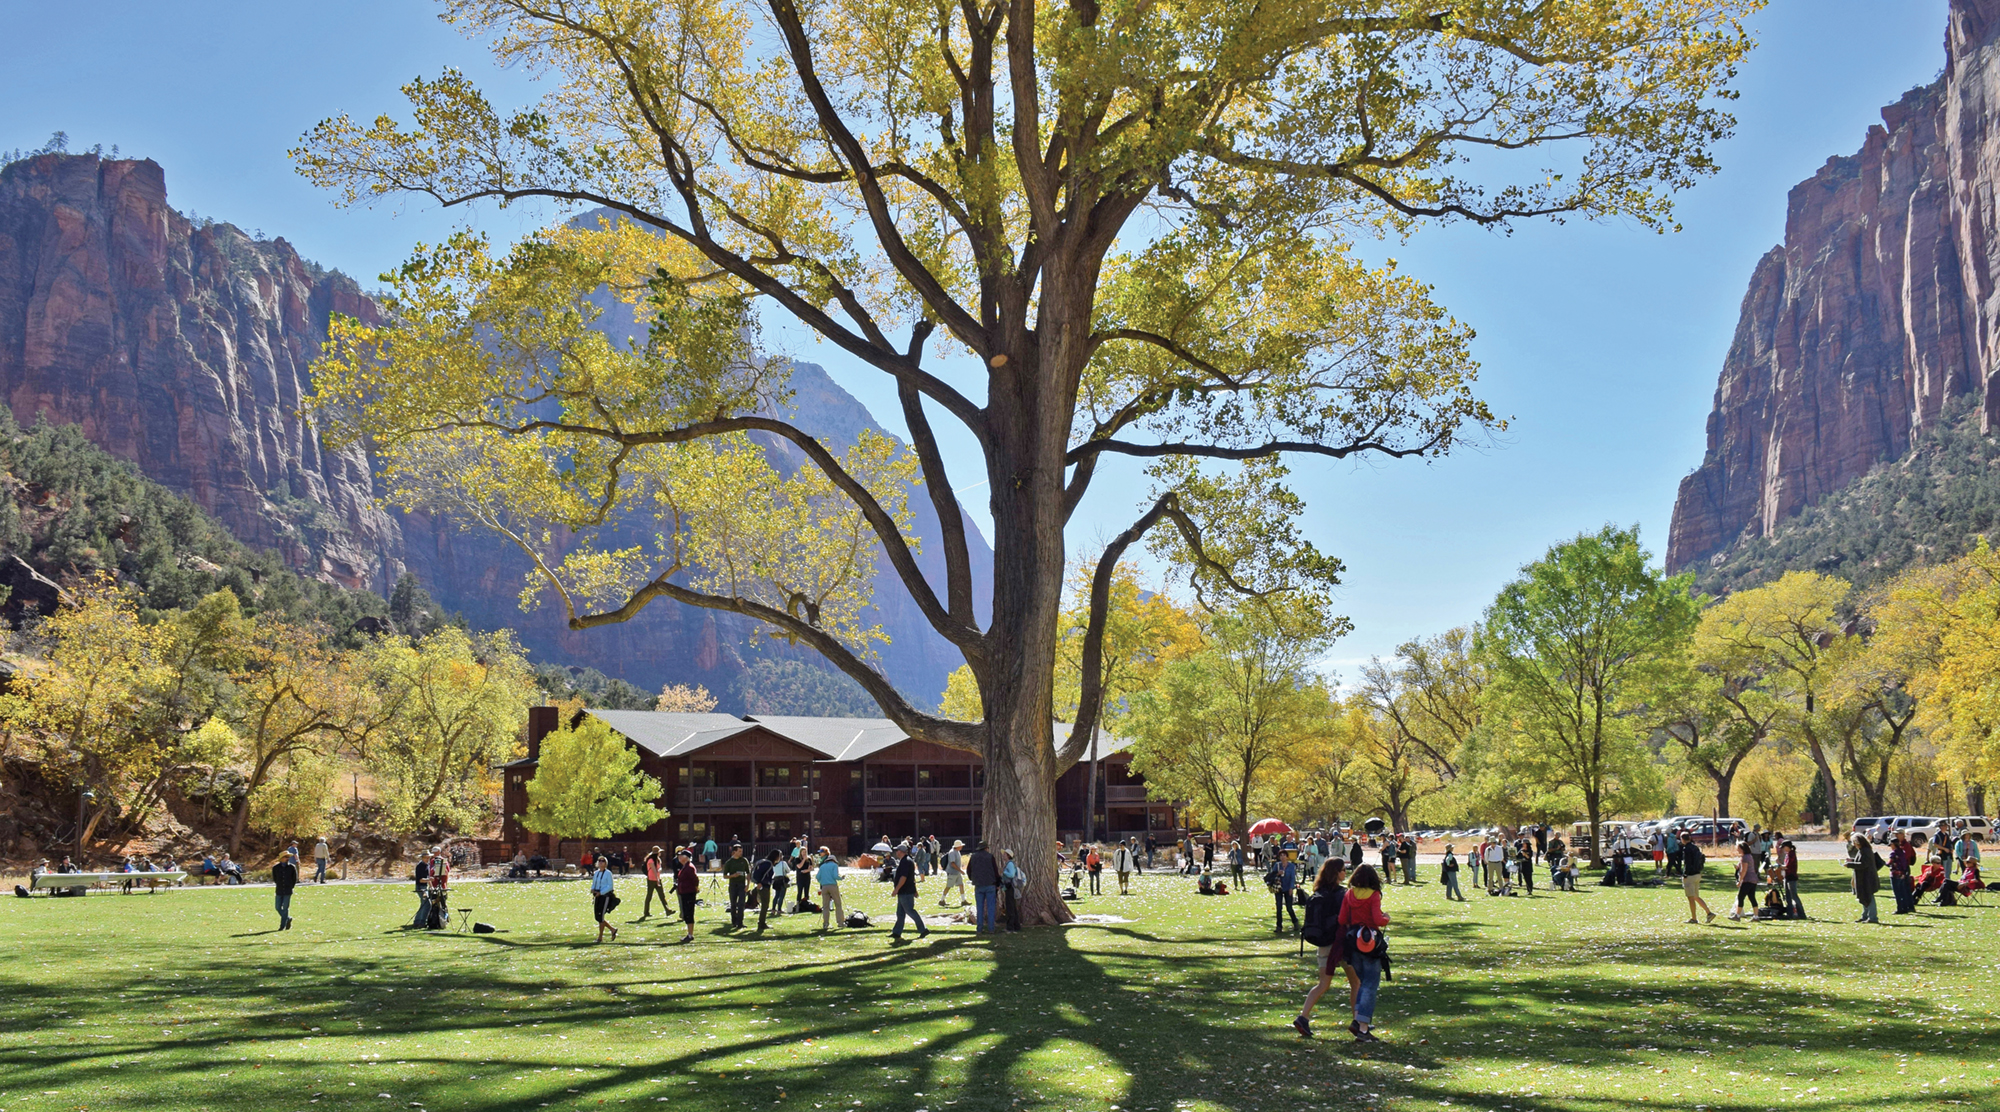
[2,861,1995,1112]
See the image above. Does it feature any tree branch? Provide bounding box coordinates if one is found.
[896,321,979,629]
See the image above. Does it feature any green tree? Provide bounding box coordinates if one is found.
[1125,603,1337,842]
[365,628,539,840]
[521,709,668,842]
[297,0,1756,922]
[1476,526,1694,860]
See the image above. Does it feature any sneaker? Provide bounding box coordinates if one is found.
[1706,911,1716,923]
[1349,1020,1363,1039]
[1360,1028,1382,1043]
[1685,917,1698,924]
[1292,1015,1313,1038]
[1727,911,1740,921]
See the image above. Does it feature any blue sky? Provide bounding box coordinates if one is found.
[0,1,1954,676]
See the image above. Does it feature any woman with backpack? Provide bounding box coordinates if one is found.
[1292,858,1354,1038]
[1337,863,1390,1041]
[591,857,620,943]
[1678,836,1714,923]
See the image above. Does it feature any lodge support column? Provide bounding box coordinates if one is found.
[750,758,759,853]
[861,759,870,850]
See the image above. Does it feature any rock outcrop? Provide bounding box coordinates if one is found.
[0,154,398,588]
[1669,0,2000,571]
[0,154,991,705]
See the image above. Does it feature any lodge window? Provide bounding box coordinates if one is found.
[850,820,863,835]
[759,766,792,787]
[679,766,716,787]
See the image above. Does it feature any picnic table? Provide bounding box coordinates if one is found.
[28,871,188,894]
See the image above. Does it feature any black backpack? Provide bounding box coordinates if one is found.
[1686,844,1706,873]
[1299,891,1340,946]
[1263,861,1284,890]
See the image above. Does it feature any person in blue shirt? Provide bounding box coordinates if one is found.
[591,859,619,943]
[815,848,845,931]
[1274,845,1302,935]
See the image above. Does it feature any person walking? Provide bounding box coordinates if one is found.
[1144,834,1156,871]
[589,856,620,942]
[312,836,331,884]
[641,847,668,919]
[1846,833,1883,923]
[1440,844,1465,901]
[815,848,845,930]
[939,840,968,907]
[673,848,700,942]
[1112,840,1135,895]
[1728,840,1758,921]
[1293,858,1354,1038]
[1514,838,1535,896]
[913,838,932,879]
[771,851,791,916]
[1338,863,1390,1042]
[1888,833,1916,915]
[1377,837,1396,887]
[1000,849,1023,931]
[1466,837,1484,889]
[1273,845,1302,936]
[752,851,778,930]
[889,844,930,942]
[722,844,751,928]
[968,841,1001,933]
[1778,835,1805,919]
[272,851,299,931]
[1398,835,1417,886]
[1677,836,1715,923]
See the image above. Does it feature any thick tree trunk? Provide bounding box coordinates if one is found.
[1802,737,1841,835]
[1713,771,1734,821]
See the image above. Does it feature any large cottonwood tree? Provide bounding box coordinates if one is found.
[297,0,1757,922]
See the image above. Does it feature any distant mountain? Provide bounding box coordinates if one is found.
[0,153,992,709]
[1669,0,2000,575]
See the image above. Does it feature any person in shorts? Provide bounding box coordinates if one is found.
[1679,838,1714,922]
[1293,858,1353,1037]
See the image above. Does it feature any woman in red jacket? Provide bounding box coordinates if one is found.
[1338,863,1390,1042]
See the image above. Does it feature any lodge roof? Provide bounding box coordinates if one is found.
[586,710,835,760]
[548,709,1126,764]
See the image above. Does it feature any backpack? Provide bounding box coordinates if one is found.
[1347,924,1385,958]
[1263,861,1284,890]
[845,912,871,928]
[1686,844,1706,873]
[1299,891,1340,946]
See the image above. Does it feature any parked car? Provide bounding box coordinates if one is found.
[1942,816,1993,843]
[1850,816,1889,841]
[1674,818,1748,844]
[1876,815,1944,846]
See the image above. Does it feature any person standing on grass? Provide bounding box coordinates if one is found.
[938,840,968,907]
[1293,857,1354,1038]
[722,844,751,928]
[1398,835,1417,886]
[771,850,791,916]
[889,844,930,942]
[1273,845,1302,936]
[815,848,845,930]
[1338,863,1390,1042]
[1482,839,1508,896]
[1112,840,1135,895]
[1229,841,1247,892]
[968,841,1001,933]
[1514,838,1535,896]
[673,848,700,942]
[1465,837,1483,890]
[272,851,299,931]
[1000,849,1024,931]
[591,856,620,942]
[1888,832,1916,915]
[1846,833,1883,922]
[1778,835,1805,919]
[312,836,330,884]
[1678,836,1715,923]
[751,851,777,930]
[1440,844,1465,902]
[641,847,668,919]
[1727,840,1758,921]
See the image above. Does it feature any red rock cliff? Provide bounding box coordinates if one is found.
[1668,0,2000,571]
[0,153,398,587]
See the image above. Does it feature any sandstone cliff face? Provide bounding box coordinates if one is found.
[0,155,990,705]
[1669,0,2000,571]
[0,154,397,587]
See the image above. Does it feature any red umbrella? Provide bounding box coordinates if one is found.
[1247,818,1293,837]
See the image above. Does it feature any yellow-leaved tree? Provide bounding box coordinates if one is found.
[295,0,1759,922]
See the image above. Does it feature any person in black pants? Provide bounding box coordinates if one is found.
[752,852,776,930]
[889,844,930,942]
[272,852,299,931]
[722,845,751,928]
[1273,846,1301,935]
[673,849,701,943]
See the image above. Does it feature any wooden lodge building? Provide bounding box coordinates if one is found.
[498,707,1178,859]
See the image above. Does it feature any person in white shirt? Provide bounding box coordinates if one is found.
[591,859,619,943]
[1482,839,1510,896]
[1113,841,1137,894]
[312,837,331,883]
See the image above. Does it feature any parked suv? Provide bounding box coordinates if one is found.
[1876,815,1944,846]
[1941,816,1993,844]
[1850,817,1889,841]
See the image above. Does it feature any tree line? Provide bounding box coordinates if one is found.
[3,577,539,859]
[1112,526,1993,859]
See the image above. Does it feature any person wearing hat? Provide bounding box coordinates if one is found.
[939,840,968,908]
[673,848,700,942]
[272,849,300,930]
[1440,843,1465,901]
[721,843,751,928]
[1274,843,1302,935]
[889,843,930,942]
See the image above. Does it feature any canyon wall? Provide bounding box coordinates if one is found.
[1669,0,2000,570]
